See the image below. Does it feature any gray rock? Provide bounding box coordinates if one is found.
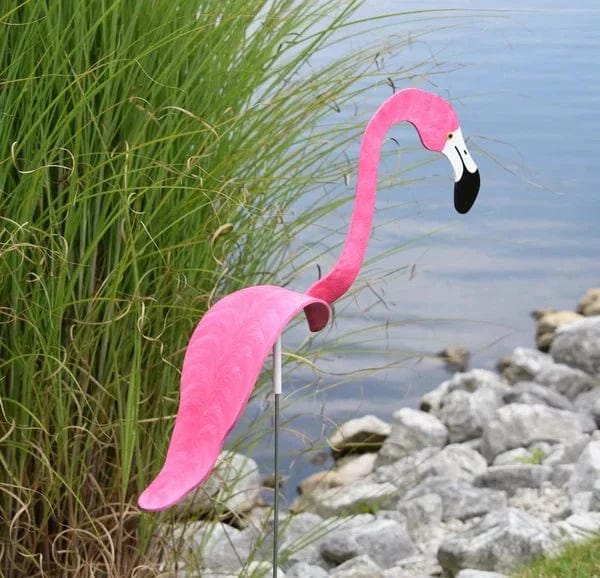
[403,478,506,522]
[329,415,391,457]
[551,512,600,545]
[590,479,600,511]
[437,508,554,575]
[508,486,570,522]
[568,440,600,496]
[535,363,597,400]
[329,554,384,578]
[492,447,533,466]
[542,435,590,467]
[286,562,329,578]
[344,518,414,569]
[167,521,257,572]
[569,491,593,514]
[481,403,593,462]
[382,553,442,577]
[377,408,447,464]
[500,347,554,384]
[280,512,325,568]
[574,387,600,412]
[503,381,574,410]
[179,451,262,517]
[376,445,487,492]
[474,464,551,496]
[456,570,509,578]
[294,482,398,518]
[551,316,600,376]
[437,388,499,443]
[552,464,575,488]
[320,533,361,565]
[396,493,443,542]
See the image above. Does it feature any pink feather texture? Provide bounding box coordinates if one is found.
[139,88,470,511]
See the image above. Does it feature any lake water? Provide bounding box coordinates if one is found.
[233,2,600,500]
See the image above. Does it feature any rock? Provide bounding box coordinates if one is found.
[456,569,509,578]
[179,451,262,517]
[480,403,593,462]
[244,561,286,577]
[294,482,398,518]
[500,347,554,383]
[577,288,600,316]
[437,346,471,372]
[404,478,507,522]
[551,316,600,376]
[542,435,589,467]
[551,464,575,488]
[437,388,499,443]
[329,554,384,578]
[167,521,257,572]
[503,381,574,410]
[344,518,414,569]
[532,309,584,352]
[437,508,554,575]
[320,533,361,565]
[299,453,377,495]
[377,408,447,464]
[492,447,534,466]
[376,445,487,492]
[280,512,325,568]
[551,512,600,545]
[474,464,552,496]
[569,491,593,514]
[286,562,329,578]
[383,554,442,577]
[396,493,443,539]
[508,486,570,522]
[568,440,600,496]
[329,415,391,457]
[534,363,597,400]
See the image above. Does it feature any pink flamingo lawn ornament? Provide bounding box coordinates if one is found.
[139,88,480,515]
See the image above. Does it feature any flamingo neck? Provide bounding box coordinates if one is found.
[305,89,453,330]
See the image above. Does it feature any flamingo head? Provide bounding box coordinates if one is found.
[398,89,480,214]
[440,127,481,214]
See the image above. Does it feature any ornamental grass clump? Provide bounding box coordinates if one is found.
[0,1,452,574]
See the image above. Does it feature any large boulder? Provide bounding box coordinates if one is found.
[568,440,600,496]
[437,387,500,443]
[550,316,600,376]
[437,508,554,575]
[480,403,594,462]
[377,408,447,464]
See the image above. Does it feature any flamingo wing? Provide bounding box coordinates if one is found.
[138,285,330,511]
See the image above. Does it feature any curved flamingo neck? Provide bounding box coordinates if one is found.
[304,89,458,330]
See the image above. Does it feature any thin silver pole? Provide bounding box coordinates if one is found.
[272,335,282,578]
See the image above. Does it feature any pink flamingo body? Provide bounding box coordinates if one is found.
[139,88,480,511]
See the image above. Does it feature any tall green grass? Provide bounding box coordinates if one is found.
[0,1,457,574]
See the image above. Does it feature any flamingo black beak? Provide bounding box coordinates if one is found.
[442,128,480,214]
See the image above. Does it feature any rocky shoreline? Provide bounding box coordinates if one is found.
[158,288,600,578]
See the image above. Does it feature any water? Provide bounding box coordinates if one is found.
[234,2,600,500]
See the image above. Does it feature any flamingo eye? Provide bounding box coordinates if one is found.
[447,132,453,140]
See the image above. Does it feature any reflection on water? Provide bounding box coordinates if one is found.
[233,2,600,497]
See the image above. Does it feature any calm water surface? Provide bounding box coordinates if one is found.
[234,2,600,498]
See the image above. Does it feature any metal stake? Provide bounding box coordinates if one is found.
[272,335,282,578]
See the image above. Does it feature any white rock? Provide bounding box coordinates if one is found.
[438,508,554,575]
[377,408,447,464]
[481,403,593,462]
[456,571,509,578]
[286,562,329,578]
[329,554,384,578]
[328,415,391,457]
[299,453,377,495]
[568,440,600,496]
[551,316,600,375]
[474,464,552,496]
[294,482,398,518]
